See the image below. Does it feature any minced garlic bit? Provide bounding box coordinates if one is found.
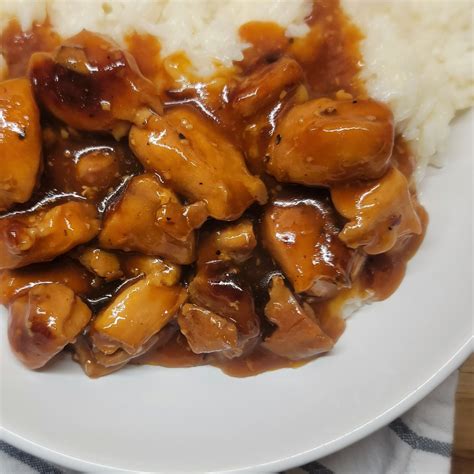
[336,89,353,101]
[100,100,111,111]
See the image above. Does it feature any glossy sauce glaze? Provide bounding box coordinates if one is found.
[0,0,426,377]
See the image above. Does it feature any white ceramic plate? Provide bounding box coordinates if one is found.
[1,110,472,473]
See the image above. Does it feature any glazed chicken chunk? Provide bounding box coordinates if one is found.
[29,30,162,138]
[266,98,394,186]
[0,78,42,211]
[121,254,181,286]
[262,276,334,360]
[91,277,187,355]
[0,258,96,305]
[72,336,128,378]
[0,201,100,270]
[231,56,303,117]
[262,193,362,298]
[178,304,239,354]
[188,261,259,357]
[76,247,123,281]
[197,219,257,265]
[99,174,207,264]
[72,327,176,378]
[129,107,268,220]
[331,167,422,254]
[8,282,91,369]
[182,221,260,357]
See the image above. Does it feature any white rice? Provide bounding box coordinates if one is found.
[1,0,472,179]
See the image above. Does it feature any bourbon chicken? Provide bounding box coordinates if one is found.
[262,192,363,298]
[331,167,422,254]
[129,107,268,220]
[183,221,261,358]
[0,78,42,211]
[29,30,162,138]
[90,277,187,356]
[8,282,91,369]
[0,1,428,377]
[262,276,334,360]
[231,57,304,117]
[0,201,100,270]
[0,258,96,306]
[266,98,394,186]
[98,173,207,264]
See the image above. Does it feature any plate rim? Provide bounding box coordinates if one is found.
[2,336,472,473]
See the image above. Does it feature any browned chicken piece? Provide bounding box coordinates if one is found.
[167,222,258,357]
[94,324,176,367]
[0,258,96,305]
[197,219,257,265]
[331,167,422,255]
[188,221,260,353]
[266,98,394,186]
[262,276,334,360]
[99,174,207,264]
[178,303,239,354]
[0,78,42,211]
[129,107,268,220]
[262,193,363,298]
[72,336,127,378]
[8,282,91,369]
[189,261,260,349]
[72,325,176,377]
[76,247,122,281]
[43,133,140,202]
[91,277,187,355]
[0,201,100,270]
[232,57,303,117]
[29,30,162,138]
[121,254,181,286]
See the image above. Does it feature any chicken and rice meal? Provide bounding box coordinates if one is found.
[0,0,471,377]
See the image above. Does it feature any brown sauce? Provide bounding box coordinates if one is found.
[135,334,304,377]
[0,19,60,78]
[213,347,306,377]
[134,331,207,368]
[125,32,163,82]
[303,0,364,96]
[0,0,427,377]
